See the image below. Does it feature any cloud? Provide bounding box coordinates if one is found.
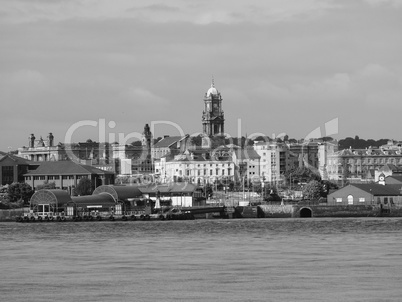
[123,87,170,106]
[136,4,180,13]
[1,69,49,98]
[0,0,340,25]
[251,64,402,105]
[363,0,402,7]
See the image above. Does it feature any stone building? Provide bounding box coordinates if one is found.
[155,147,235,185]
[18,133,113,170]
[202,79,224,136]
[326,147,402,184]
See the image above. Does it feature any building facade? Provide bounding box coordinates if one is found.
[326,147,402,183]
[155,148,235,185]
[327,182,402,206]
[0,153,32,185]
[24,161,114,191]
[232,148,261,181]
[253,141,288,184]
[18,133,113,168]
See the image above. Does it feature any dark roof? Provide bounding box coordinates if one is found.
[93,185,143,201]
[72,194,116,208]
[350,183,401,196]
[385,175,402,184]
[153,136,183,148]
[24,161,114,175]
[0,153,32,165]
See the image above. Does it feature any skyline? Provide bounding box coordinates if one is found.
[1,0,402,152]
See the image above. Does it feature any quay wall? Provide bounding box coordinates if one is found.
[0,209,25,221]
[293,205,402,218]
[257,205,294,218]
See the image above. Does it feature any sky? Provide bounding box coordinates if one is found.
[1,0,402,151]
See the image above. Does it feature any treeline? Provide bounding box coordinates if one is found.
[338,136,389,150]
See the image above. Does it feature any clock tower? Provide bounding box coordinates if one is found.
[202,79,225,136]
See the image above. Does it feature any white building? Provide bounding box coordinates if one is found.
[253,141,288,183]
[155,149,235,185]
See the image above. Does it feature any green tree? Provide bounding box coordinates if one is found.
[7,182,33,203]
[75,177,93,196]
[302,180,322,200]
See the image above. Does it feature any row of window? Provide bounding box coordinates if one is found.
[329,158,402,165]
[336,195,395,204]
[25,175,89,181]
[180,169,232,176]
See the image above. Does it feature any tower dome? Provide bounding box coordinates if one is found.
[207,84,218,97]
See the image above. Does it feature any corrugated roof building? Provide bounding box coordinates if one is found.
[24,161,114,191]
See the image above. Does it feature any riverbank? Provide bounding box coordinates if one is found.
[4,203,402,222]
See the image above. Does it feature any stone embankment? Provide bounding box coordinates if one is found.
[0,209,25,221]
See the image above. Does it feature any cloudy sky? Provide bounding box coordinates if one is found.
[1,0,402,151]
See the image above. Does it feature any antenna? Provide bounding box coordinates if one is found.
[211,75,215,87]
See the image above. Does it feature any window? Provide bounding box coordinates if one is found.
[384,197,388,204]
[335,198,342,203]
[359,198,365,203]
[347,195,353,205]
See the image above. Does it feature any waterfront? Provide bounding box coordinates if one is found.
[1,218,402,301]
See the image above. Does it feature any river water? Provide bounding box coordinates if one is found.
[1,218,402,302]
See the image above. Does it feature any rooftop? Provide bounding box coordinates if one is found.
[25,161,114,175]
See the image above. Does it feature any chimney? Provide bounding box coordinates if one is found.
[48,133,54,147]
[29,134,35,148]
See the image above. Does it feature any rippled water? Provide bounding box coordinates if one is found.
[1,218,402,302]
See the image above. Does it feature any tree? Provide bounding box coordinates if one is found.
[75,177,93,196]
[302,180,322,200]
[284,167,321,187]
[7,182,33,203]
[37,181,56,190]
[321,180,338,197]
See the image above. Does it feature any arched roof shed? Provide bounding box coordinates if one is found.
[92,185,143,202]
[30,189,72,207]
[72,194,116,208]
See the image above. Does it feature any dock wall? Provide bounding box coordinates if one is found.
[0,209,25,221]
[293,204,402,218]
